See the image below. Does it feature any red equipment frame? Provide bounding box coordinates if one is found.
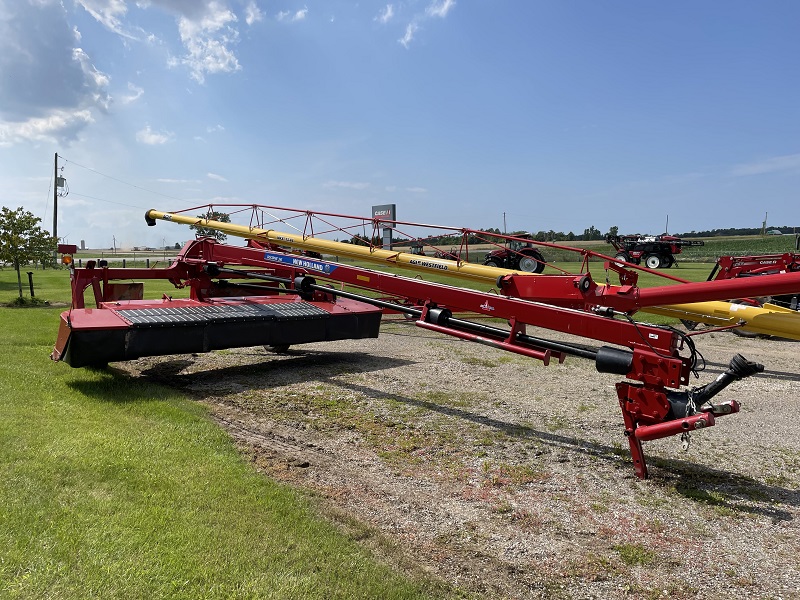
[54,237,767,479]
[709,253,800,281]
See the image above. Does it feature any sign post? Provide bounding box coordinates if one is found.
[371,204,397,250]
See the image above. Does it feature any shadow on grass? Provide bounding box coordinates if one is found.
[0,279,23,292]
[66,364,190,404]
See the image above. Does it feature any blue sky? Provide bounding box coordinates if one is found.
[1,0,798,249]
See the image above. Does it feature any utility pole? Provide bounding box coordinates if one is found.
[53,153,68,257]
[53,152,58,257]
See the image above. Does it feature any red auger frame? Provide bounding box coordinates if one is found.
[53,236,769,479]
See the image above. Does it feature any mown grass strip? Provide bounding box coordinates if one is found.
[0,307,444,599]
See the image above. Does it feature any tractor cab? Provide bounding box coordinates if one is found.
[409,242,425,256]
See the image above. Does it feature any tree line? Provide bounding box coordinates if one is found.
[342,224,800,247]
[675,226,798,238]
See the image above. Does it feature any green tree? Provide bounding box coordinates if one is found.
[583,225,602,241]
[0,207,57,300]
[189,210,231,242]
[606,225,619,238]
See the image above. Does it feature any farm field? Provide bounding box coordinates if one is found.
[1,234,799,599]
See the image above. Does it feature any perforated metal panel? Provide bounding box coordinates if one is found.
[116,302,328,327]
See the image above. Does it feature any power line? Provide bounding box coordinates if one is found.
[67,192,152,210]
[43,172,53,225]
[59,154,189,203]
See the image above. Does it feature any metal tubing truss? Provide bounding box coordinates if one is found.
[146,205,800,340]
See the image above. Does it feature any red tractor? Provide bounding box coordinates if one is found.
[606,234,704,269]
[483,235,546,273]
[708,253,800,311]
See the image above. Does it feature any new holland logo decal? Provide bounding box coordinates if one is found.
[263,252,336,274]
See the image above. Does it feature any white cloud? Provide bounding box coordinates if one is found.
[207,172,228,181]
[76,0,132,38]
[136,124,174,144]
[277,8,308,22]
[324,180,370,190]
[426,0,456,18]
[206,124,225,132]
[61,196,92,209]
[731,154,800,177]
[77,1,244,83]
[0,110,94,147]
[156,178,201,183]
[398,0,456,48]
[177,5,241,83]
[72,48,112,110]
[119,82,144,104]
[0,1,110,144]
[135,0,210,20]
[399,22,418,48]
[376,4,394,24]
[244,1,263,25]
[406,187,427,193]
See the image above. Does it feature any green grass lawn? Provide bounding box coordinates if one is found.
[0,276,448,598]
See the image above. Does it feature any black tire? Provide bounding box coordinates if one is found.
[680,319,699,331]
[613,252,630,267]
[484,258,502,269]
[518,251,545,274]
[265,344,291,353]
[661,255,674,268]
[644,254,662,269]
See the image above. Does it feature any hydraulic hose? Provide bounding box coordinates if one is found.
[690,354,764,405]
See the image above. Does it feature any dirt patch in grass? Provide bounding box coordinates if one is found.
[121,320,800,599]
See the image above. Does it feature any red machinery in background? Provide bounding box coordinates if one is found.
[707,253,800,311]
[606,233,704,269]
